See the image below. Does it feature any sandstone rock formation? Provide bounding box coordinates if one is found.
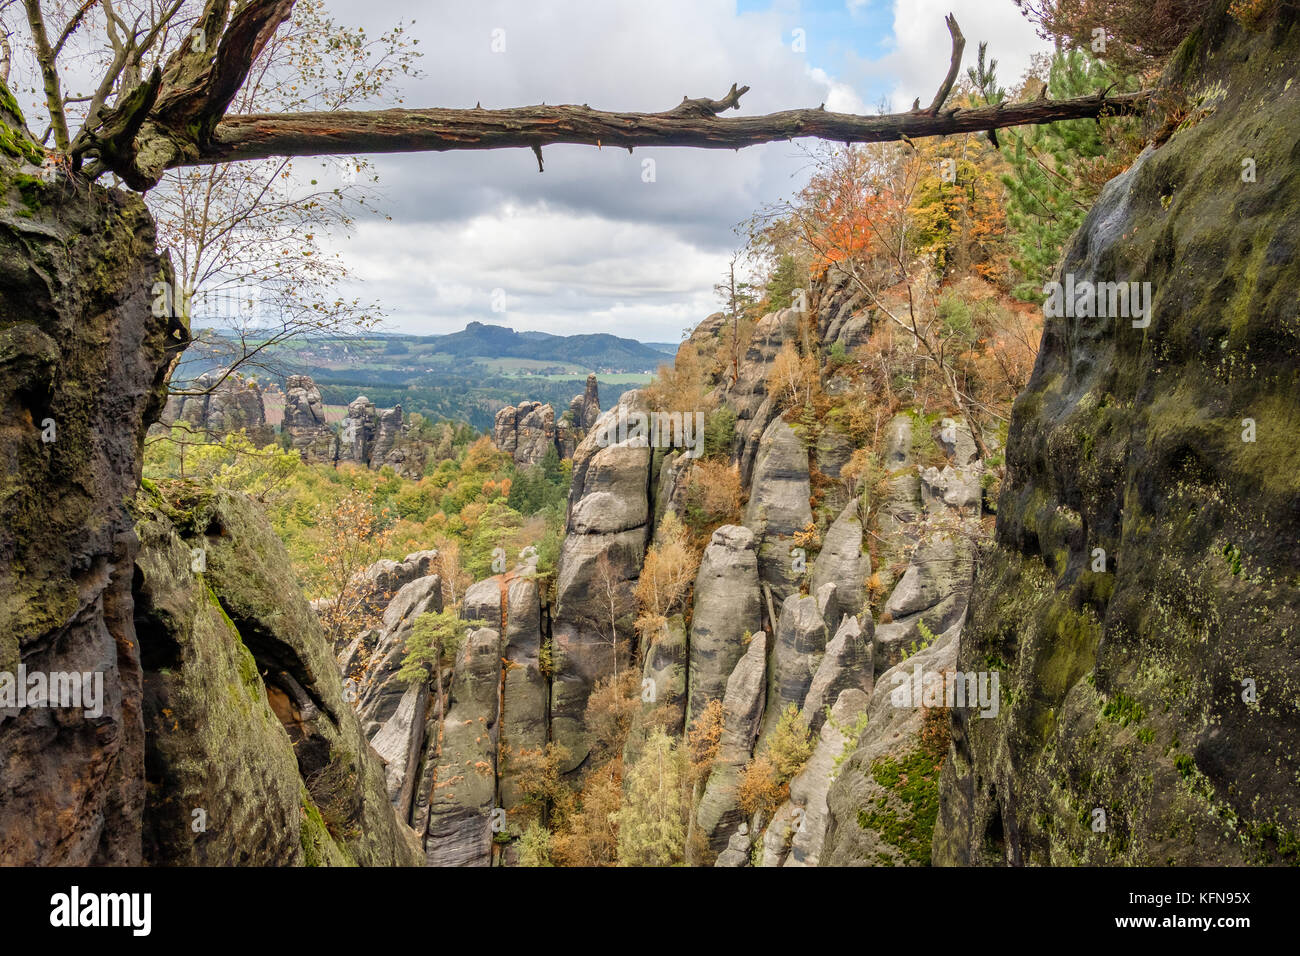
[132,487,422,865]
[694,632,767,854]
[494,375,602,465]
[493,400,556,467]
[549,392,653,772]
[557,373,601,458]
[743,417,814,607]
[281,375,422,472]
[686,525,762,724]
[0,148,177,865]
[423,626,503,866]
[283,374,337,462]
[160,370,272,444]
[933,11,1300,866]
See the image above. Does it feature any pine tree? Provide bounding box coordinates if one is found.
[999,49,1136,300]
[397,609,474,739]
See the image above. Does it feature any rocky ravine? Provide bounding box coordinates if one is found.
[2,4,1295,868]
[337,267,989,865]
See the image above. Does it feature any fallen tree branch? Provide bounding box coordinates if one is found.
[187,89,1150,170]
[927,14,965,114]
[75,8,1150,190]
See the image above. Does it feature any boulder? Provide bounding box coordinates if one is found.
[714,825,753,867]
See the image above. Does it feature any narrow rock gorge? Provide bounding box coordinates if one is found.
[1,0,1296,871]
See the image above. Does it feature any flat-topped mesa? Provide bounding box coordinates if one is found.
[495,374,601,465]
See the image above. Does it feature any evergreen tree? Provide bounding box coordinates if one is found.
[765,253,802,310]
[397,609,475,736]
[1000,49,1136,301]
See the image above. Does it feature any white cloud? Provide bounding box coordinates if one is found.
[256,0,1049,342]
[881,0,1051,111]
[327,204,726,338]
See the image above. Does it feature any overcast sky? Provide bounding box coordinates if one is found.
[308,0,1051,342]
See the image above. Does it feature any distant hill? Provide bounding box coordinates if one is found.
[174,321,671,432]
[431,322,666,369]
[644,341,683,355]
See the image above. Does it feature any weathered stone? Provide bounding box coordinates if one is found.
[757,593,829,749]
[717,308,800,482]
[743,417,813,605]
[759,801,800,867]
[424,627,503,866]
[803,614,874,735]
[686,525,762,725]
[549,393,652,772]
[874,532,974,672]
[714,825,753,867]
[338,396,377,463]
[625,613,688,767]
[356,574,444,737]
[784,688,871,867]
[695,633,767,853]
[557,374,602,458]
[0,155,172,864]
[282,374,337,462]
[822,624,959,866]
[809,498,869,627]
[369,681,429,822]
[160,371,271,444]
[935,12,1300,865]
[494,400,557,467]
[499,575,548,810]
[920,463,982,514]
[371,404,404,465]
[131,488,421,866]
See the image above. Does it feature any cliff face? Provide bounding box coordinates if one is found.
[932,8,1300,865]
[280,374,428,476]
[493,374,601,466]
[0,123,178,864]
[132,487,421,866]
[159,371,272,445]
[0,96,418,866]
